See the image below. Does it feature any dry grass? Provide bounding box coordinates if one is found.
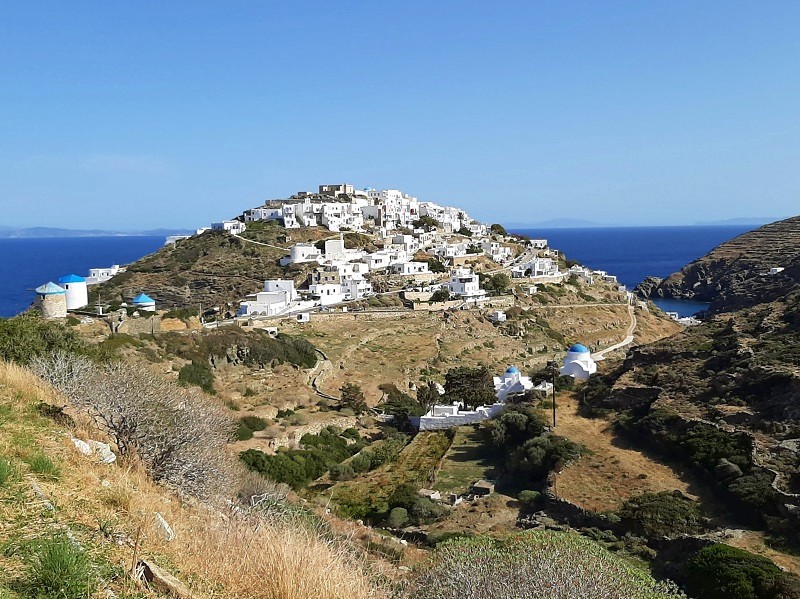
[554,392,697,512]
[0,360,385,598]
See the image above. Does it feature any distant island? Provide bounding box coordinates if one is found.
[0,226,194,239]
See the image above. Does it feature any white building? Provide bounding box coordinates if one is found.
[490,310,507,323]
[512,257,560,278]
[391,261,430,276]
[446,268,486,300]
[212,220,246,235]
[281,243,323,266]
[58,274,88,311]
[308,283,345,306]
[413,366,531,430]
[529,239,548,249]
[493,366,534,402]
[560,343,597,381]
[86,264,123,285]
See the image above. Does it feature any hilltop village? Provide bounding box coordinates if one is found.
[29,183,658,433]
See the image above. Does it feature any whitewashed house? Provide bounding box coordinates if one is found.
[280,243,323,266]
[308,283,345,306]
[86,264,123,285]
[446,268,486,300]
[391,261,430,276]
[212,220,246,235]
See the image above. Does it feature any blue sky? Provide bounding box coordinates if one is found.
[0,1,798,230]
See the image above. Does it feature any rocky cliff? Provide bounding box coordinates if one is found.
[636,216,800,314]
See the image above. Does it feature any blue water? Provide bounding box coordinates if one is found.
[0,236,164,318]
[0,226,755,319]
[511,225,755,316]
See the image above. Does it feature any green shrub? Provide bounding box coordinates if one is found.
[243,387,257,397]
[401,530,684,598]
[178,361,215,394]
[686,544,789,599]
[240,427,365,488]
[24,535,95,599]
[25,452,60,480]
[241,416,267,431]
[618,491,705,538]
[386,507,409,528]
[0,316,90,364]
[517,489,542,507]
[235,422,254,441]
[350,452,372,473]
[330,463,355,481]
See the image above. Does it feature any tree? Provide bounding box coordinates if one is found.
[430,288,451,303]
[490,273,510,294]
[340,382,367,414]
[416,381,440,414]
[426,258,446,273]
[413,215,440,230]
[456,227,473,237]
[444,366,496,410]
[490,223,508,236]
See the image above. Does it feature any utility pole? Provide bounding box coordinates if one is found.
[546,357,558,428]
[551,356,557,428]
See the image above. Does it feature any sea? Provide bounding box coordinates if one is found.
[0,236,165,318]
[0,226,755,319]
[511,225,755,317]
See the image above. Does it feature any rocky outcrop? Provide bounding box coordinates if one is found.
[636,216,800,313]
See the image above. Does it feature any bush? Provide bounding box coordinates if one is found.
[34,353,236,500]
[0,316,91,365]
[618,491,705,538]
[241,416,268,431]
[25,535,95,599]
[386,507,409,528]
[429,289,451,303]
[240,427,366,489]
[178,361,215,394]
[330,463,355,481]
[517,489,542,507]
[686,544,788,599]
[399,530,684,598]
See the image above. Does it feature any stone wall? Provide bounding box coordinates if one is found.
[114,315,161,335]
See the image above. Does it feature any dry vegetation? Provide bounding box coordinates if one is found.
[0,360,386,598]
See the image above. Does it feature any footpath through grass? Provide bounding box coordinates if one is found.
[433,425,500,496]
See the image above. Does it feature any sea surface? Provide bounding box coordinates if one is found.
[0,236,165,318]
[511,225,755,316]
[0,226,755,319]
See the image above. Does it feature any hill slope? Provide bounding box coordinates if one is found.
[636,215,800,313]
[91,225,332,311]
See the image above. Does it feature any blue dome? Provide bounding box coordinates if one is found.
[36,282,65,295]
[505,366,520,374]
[568,343,590,353]
[59,274,86,284]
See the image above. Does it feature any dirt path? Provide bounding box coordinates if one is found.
[554,393,698,512]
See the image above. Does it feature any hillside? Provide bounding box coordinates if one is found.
[636,215,800,313]
[90,224,335,312]
[583,286,800,546]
